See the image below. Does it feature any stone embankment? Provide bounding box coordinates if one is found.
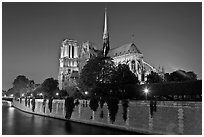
[12,99,201,135]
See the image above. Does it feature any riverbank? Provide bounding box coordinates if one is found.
[12,99,202,135]
[3,103,141,135]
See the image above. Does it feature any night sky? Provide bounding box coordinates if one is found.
[2,2,202,90]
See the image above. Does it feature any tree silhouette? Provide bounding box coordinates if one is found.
[111,64,139,99]
[41,78,59,98]
[79,56,116,94]
[170,70,197,82]
[11,75,31,97]
[111,64,139,85]
[146,71,162,84]
[13,75,30,90]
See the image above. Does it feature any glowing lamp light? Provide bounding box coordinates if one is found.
[85,91,88,95]
[144,88,149,94]
[56,93,59,96]
[143,88,149,100]
[10,94,14,97]
[39,93,43,96]
[22,93,25,97]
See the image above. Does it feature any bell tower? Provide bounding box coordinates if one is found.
[58,39,79,90]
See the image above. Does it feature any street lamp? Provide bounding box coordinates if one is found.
[144,88,149,100]
[84,91,88,95]
[22,93,25,97]
[10,94,14,97]
[56,92,59,96]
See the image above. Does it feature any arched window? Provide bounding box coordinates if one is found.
[131,60,136,73]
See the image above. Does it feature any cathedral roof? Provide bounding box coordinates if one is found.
[107,43,142,57]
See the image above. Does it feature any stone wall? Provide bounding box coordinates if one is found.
[12,99,201,135]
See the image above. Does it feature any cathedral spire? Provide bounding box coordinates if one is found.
[102,8,110,57]
[103,8,108,40]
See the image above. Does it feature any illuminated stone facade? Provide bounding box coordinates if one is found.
[58,39,79,90]
[58,9,158,90]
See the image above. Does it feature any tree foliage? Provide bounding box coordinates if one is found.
[9,75,35,97]
[2,90,6,97]
[111,64,139,86]
[146,71,163,84]
[79,56,116,92]
[40,78,59,98]
[60,89,68,98]
[146,70,198,84]
[169,70,197,82]
[12,75,30,91]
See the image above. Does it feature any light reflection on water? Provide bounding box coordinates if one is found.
[2,103,141,135]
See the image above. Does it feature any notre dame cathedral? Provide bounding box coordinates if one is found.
[58,8,162,90]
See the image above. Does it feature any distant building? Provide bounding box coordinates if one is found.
[58,9,161,90]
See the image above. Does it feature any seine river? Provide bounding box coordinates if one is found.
[2,101,143,135]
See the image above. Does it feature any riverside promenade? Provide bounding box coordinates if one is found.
[12,99,202,135]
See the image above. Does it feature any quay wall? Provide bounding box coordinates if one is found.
[12,99,201,135]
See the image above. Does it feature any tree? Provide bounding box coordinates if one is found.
[187,71,197,80]
[28,80,35,90]
[40,78,59,98]
[65,85,82,99]
[7,88,14,96]
[11,75,31,97]
[60,89,68,98]
[2,90,6,97]
[146,71,162,84]
[13,75,30,89]
[12,75,30,94]
[32,84,43,97]
[111,64,139,99]
[170,70,197,82]
[79,56,116,95]
[164,73,172,82]
[111,64,139,85]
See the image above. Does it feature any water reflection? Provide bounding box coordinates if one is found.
[65,121,72,132]
[2,103,143,135]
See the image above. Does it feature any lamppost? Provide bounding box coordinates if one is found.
[144,87,149,100]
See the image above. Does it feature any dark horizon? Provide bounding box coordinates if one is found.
[2,2,202,90]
